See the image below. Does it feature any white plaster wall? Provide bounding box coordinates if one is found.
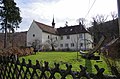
[42,32,59,50]
[58,34,84,50]
[58,33,93,50]
[27,21,42,46]
[42,32,58,43]
[27,21,93,50]
[84,33,93,49]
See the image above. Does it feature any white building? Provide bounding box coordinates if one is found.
[27,19,93,51]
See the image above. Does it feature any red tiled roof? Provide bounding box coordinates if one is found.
[34,21,89,35]
[34,21,57,35]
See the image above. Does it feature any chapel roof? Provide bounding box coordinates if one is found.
[34,21,57,35]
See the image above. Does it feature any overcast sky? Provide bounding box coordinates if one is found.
[14,0,117,32]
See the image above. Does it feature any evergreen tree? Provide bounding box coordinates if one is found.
[0,0,22,48]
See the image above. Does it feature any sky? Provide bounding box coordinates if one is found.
[14,0,118,32]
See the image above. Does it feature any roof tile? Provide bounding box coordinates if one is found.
[35,21,57,35]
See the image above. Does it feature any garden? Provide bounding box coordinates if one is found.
[19,52,111,74]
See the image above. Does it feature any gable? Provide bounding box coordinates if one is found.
[27,21,42,33]
[27,21,42,45]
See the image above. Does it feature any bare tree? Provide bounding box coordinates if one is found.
[46,36,58,51]
[111,12,118,20]
[28,39,42,50]
[77,18,86,26]
[88,14,119,45]
[71,33,93,60]
[92,14,108,24]
[88,14,108,45]
[42,44,50,51]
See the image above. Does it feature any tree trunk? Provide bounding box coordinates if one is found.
[4,19,7,48]
[51,45,55,51]
[12,33,14,47]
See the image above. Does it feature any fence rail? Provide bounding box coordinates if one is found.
[0,55,119,79]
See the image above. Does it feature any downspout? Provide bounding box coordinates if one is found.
[84,33,86,50]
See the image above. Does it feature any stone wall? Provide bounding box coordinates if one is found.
[0,31,27,49]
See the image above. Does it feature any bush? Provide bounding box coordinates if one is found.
[0,47,34,57]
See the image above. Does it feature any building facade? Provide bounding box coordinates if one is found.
[27,20,93,51]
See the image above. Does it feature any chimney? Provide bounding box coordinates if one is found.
[65,21,68,27]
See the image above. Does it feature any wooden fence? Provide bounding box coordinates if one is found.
[0,55,119,79]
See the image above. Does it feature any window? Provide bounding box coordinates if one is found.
[71,43,74,47]
[65,43,69,47]
[79,34,83,39]
[48,35,49,39]
[33,34,35,37]
[67,35,70,39]
[61,36,63,40]
[80,43,83,47]
[60,44,63,47]
[56,37,57,40]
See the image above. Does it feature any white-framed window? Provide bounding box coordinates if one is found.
[79,34,83,39]
[66,35,70,39]
[80,43,83,47]
[60,44,63,47]
[48,35,49,39]
[61,36,63,40]
[71,43,74,47]
[65,43,69,47]
[56,37,57,40]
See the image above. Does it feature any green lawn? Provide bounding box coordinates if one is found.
[19,52,111,74]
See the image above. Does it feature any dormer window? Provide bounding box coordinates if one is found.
[33,34,35,37]
[67,35,70,39]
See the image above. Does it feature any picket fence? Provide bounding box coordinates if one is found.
[0,55,119,79]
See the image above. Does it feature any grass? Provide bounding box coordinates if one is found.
[19,52,111,74]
